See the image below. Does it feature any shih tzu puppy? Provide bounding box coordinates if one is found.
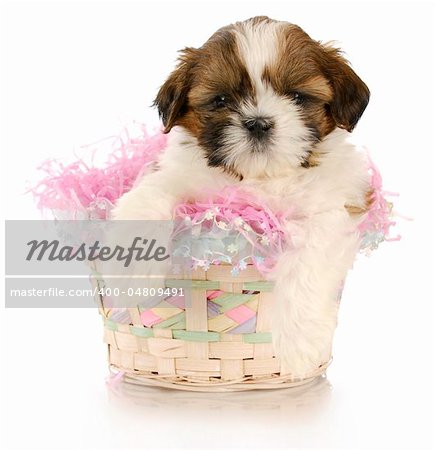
[112,16,370,378]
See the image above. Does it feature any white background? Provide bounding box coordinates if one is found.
[1,1,434,449]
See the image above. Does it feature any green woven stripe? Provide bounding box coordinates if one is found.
[165,279,220,289]
[168,318,187,330]
[107,318,272,343]
[242,332,273,343]
[166,279,274,291]
[172,330,220,342]
[105,319,118,331]
[130,326,154,338]
[212,293,252,312]
[244,281,275,292]
[153,312,186,329]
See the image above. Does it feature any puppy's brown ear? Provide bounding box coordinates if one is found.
[322,45,370,132]
[153,48,198,133]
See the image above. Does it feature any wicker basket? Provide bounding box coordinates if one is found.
[95,264,330,392]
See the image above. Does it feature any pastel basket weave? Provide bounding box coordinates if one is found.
[95,265,330,392]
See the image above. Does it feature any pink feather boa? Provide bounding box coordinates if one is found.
[30,123,168,219]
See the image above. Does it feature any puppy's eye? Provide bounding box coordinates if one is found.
[292,92,308,105]
[214,95,227,108]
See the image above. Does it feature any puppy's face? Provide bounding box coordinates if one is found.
[155,16,370,178]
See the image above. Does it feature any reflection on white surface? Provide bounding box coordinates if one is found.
[107,375,332,424]
[103,375,338,449]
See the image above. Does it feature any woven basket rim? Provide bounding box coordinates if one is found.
[108,360,331,392]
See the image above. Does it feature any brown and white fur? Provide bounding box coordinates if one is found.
[112,16,371,378]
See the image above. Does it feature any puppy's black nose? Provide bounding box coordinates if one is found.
[243,117,273,139]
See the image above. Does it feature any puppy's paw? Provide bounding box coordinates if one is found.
[275,337,331,380]
[280,353,324,381]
